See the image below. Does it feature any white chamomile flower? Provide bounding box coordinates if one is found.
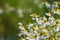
[41,28,48,32]
[53,4,59,9]
[41,21,50,28]
[44,1,51,8]
[32,18,35,20]
[38,20,43,25]
[48,16,55,22]
[35,18,39,22]
[27,23,34,27]
[38,3,44,9]
[40,35,49,39]
[34,37,40,40]
[57,11,60,15]
[41,23,46,28]
[56,8,60,15]
[46,3,51,9]
[18,22,22,25]
[39,17,42,20]
[18,33,22,36]
[48,16,56,26]
[19,26,22,29]
[40,35,44,39]
[45,12,51,17]
[54,1,59,8]
[26,37,30,40]
[45,21,50,26]
[56,33,60,40]
[30,14,34,17]
[42,16,47,21]
[34,30,37,34]
[53,9,57,14]
[53,27,60,32]
[21,38,25,40]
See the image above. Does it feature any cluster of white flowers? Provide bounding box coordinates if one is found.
[18,1,60,40]
[18,12,60,40]
[44,1,60,15]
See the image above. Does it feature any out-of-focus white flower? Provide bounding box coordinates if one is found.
[57,11,60,15]
[21,38,25,40]
[40,35,44,39]
[56,23,60,27]
[38,20,42,25]
[0,9,3,14]
[17,9,24,18]
[34,30,37,34]
[18,22,23,29]
[36,18,39,22]
[18,22,22,25]
[30,31,35,36]
[53,27,60,32]
[42,16,47,21]
[30,13,39,18]
[55,8,60,15]
[19,26,22,29]
[37,17,43,25]
[52,2,60,14]
[45,13,51,17]
[31,17,39,22]
[32,18,35,20]
[30,13,39,22]
[56,32,60,36]
[26,37,30,40]
[48,16,55,22]
[27,23,34,27]
[18,33,22,36]
[48,16,56,26]
[38,4,44,9]
[45,12,51,17]
[52,4,59,9]
[40,35,49,39]
[34,36,40,40]
[39,17,42,20]
[30,14,34,17]
[56,38,60,40]
[42,21,50,27]
[41,28,48,32]
[54,1,59,8]
[46,3,51,9]
[41,23,46,28]
[39,20,50,28]
[44,1,51,9]
[53,9,57,14]
[51,2,59,13]
[56,33,60,40]
[45,21,50,26]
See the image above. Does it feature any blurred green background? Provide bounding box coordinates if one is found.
[0,0,60,40]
